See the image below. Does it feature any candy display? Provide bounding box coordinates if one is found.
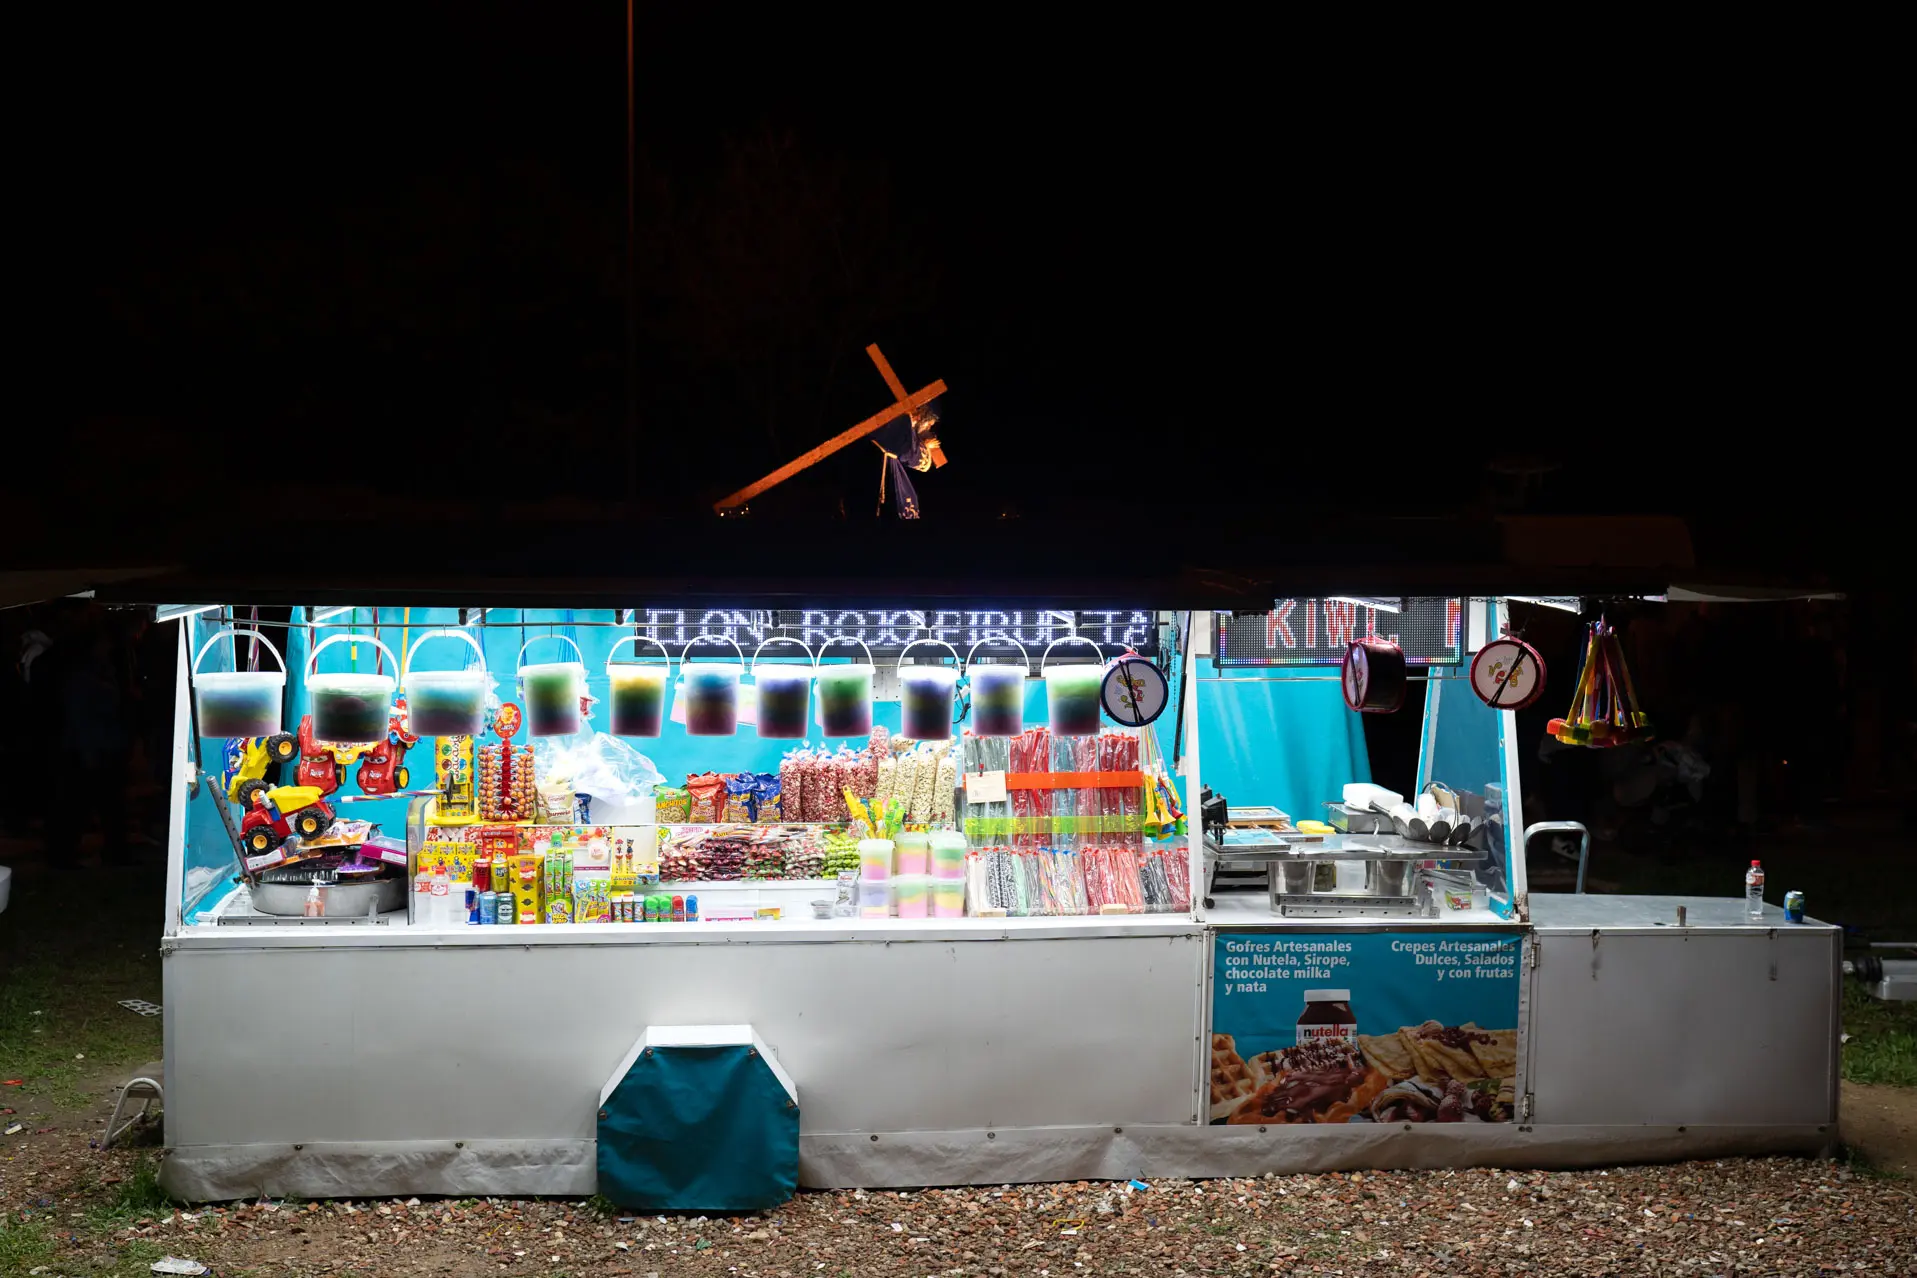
[682,664,744,736]
[192,628,288,738]
[310,673,395,744]
[607,663,668,738]
[899,665,959,740]
[403,630,492,738]
[931,877,965,918]
[929,830,966,878]
[893,875,930,918]
[858,838,894,880]
[816,664,874,737]
[1044,662,1106,737]
[969,663,1026,737]
[821,828,862,876]
[752,666,812,738]
[520,664,584,736]
[478,742,535,822]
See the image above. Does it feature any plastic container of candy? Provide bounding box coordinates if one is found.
[1041,636,1108,737]
[605,636,671,738]
[930,877,966,918]
[403,629,493,737]
[897,639,961,741]
[894,831,930,876]
[815,637,875,738]
[857,838,894,880]
[750,637,815,739]
[893,874,931,919]
[680,635,746,737]
[517,635,587,737]
[192,627,287,738]
[308,634,400,744]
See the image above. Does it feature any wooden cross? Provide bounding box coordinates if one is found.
[711,344,947,514]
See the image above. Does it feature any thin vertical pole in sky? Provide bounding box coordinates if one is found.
[624,0,638,505]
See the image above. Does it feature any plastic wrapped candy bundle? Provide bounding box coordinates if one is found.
[1037,847,1087,916]
[701,834,746,882]
[785,829,825,879]
[778,752,807,824]
[873,751,898,812]
[1083,845,1146,913]
[908,745,941,824]
[658,828,703,881]
[821,827,862,877]
[932,749,957,823]
[800,751,832,823]
[848,743,880,805]
[743,831,787,880]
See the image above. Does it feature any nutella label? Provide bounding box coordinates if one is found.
[1297,1020,1357,1047]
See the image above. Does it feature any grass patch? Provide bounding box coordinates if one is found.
[0,1213,57,1271]
[85,1154,177,1230]
[0,866,164,1108]
[1841,982,1917,1088]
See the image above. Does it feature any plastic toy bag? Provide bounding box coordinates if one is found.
[534,730,664,807]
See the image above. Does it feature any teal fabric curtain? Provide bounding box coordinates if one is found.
[598,1044,799,1211]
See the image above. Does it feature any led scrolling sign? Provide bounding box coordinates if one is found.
[1215,598,1465,668]
[622,609,1158,659]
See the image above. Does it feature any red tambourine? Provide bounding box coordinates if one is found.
[1342,638,1407,713]
[1469,636,1546,711]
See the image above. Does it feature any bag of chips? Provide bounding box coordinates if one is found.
[685,772,727,824]
[653,784,691,824]
[754,772,784,823]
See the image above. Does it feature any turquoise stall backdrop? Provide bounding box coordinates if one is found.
[181,609,1372,919]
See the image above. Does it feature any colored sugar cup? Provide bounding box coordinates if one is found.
[899,666,959,740]
[521,664,585,736]
[894,831,930,876]
[308,633,399,744]
[816,666,874,737]
[403,630,492,738]
[752,667,812,738]
[192,628,287,739]
[857,838,894,880]
[517,635,587,737]
[893,875,930,919]
[1044,663,1107,736]
[608,665,668,737]
[931,878,965,917]
[969,664,1026,737]
[929,830,967,879]
[682,665,744,736]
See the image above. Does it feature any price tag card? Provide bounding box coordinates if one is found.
[964,769,1008,804]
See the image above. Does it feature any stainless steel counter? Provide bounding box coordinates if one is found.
[1530,893,1834,934]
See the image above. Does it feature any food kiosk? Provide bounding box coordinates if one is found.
[113,546,1837,1200]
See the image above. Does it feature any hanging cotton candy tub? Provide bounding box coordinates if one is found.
[402,629,495,738]
[307,633,401,745]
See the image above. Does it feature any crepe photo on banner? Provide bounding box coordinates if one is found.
[1209,931,1521,1126]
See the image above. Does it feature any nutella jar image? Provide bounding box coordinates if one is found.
[1296,989,1357,1046]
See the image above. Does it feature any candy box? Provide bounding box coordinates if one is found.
[510,853,544,925]
[419,831,477,882]
[545,894,573,925]
[573,870,612,922]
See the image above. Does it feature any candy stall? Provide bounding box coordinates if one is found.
[133,565,1839,1201]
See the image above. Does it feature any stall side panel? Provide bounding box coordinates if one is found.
[163,933,1206,1151]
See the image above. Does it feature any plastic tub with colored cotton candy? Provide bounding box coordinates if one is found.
[963,636,1032,738]
[931,878,965,918]
[605,636,672,738]
[892,875,931,919]
[192,628,287,738]
[929,831,967,879]
[857,879,892,918]
[517,635,587,737]
[857,838,894,880]
[403,630,493,737]
[815,637,875,738]
[893,831,930,876]
[308,634,400,744]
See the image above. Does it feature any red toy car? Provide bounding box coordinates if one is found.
[355,705,419,796]
[239,785,337,857]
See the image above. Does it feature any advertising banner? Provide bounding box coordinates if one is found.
[1210,931,1521,1126]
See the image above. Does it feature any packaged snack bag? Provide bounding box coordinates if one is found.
[754,772,783,823]
[685,772,726,823]
[653,784,691,823]
[723,773,757,823]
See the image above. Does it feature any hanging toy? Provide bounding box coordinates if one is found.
[1547,618,1653,746]
[1471,633,1547,711]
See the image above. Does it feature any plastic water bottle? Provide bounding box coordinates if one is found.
[1744,860,1765,919]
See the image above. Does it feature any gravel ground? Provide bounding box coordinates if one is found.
[6,1132,1915,1278]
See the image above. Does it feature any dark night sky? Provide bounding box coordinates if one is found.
[34,5,1889,540]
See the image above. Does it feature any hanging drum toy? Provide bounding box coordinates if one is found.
[1341,637,1407,714]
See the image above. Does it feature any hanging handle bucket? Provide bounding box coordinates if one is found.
[896,638,961,740]
[605,635,673,738]
[749,637,815,739]
[191,627,288,739]
[814,636,876,736]
[964,636,1032,738]
[517,634,588,737]
[307,633,402,744]
[679,635,747,737]
[402,629,493,738]
[1040,634,1109,737]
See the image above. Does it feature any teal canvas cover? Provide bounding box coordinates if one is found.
[598,1044,799,1211]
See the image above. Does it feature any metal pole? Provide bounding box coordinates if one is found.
[624,0,638,506]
